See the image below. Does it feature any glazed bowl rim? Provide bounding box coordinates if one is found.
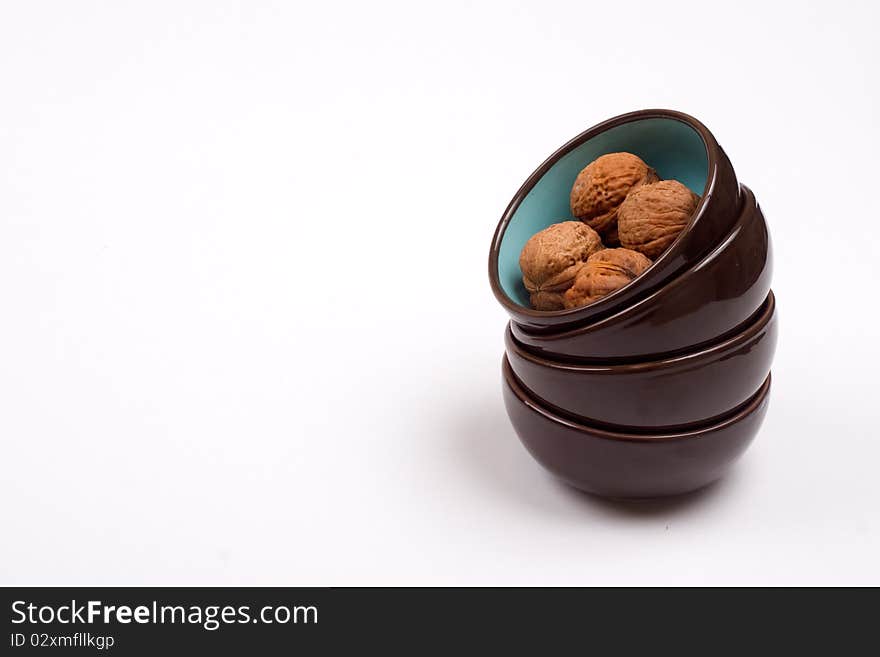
[489,108,723,321]
[504,356,771,443]
[506,290,775,371]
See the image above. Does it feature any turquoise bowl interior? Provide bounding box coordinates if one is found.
[498,118,710,308]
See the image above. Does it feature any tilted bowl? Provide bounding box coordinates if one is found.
[511,185,771,361]
[505,291,777,431]
[489,109,741,333]
[503,357,771,498]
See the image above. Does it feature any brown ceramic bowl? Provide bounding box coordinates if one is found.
[505,291,776,431]
[503,357,771,498]
[489,109,741,333]
[511,185,771,361]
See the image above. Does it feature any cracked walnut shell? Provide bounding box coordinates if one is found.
[570,152,658,243]
[563,248,652,309]
[519,221,603,310]
[618,179,700,259]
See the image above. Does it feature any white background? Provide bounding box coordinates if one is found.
[1,0,878,586]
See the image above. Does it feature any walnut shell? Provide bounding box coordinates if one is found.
[563,248,652,309]
[570,152,658,241]
[618,180,700,259]
[519,221,603,310]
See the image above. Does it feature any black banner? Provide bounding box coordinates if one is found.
[2,587,877,653]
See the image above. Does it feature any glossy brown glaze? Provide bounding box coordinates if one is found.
[489,109,741,333]
[505,291,776,430]
[503,357,771,498]
[511,185,772,361]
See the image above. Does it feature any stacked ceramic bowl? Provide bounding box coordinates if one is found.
[489,110,777,499]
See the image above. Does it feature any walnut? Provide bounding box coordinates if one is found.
[519,221,603,310]
[563,248,652,309]
[618,180,700,259]
[570,152,658,242]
